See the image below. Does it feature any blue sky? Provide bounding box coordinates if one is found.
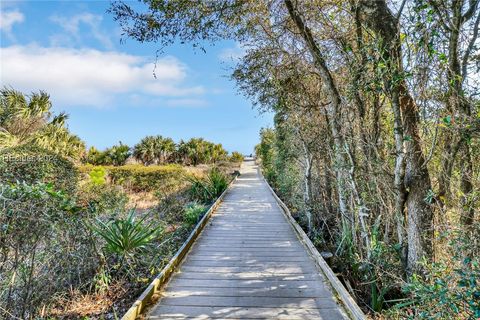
[0,0,272,154]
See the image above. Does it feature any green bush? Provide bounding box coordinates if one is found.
[89,209,163,262]
[77,184,128,214]
[107,164,185,192]
[0,182,97,318]
[188,167,229,204]
[183,202,206,226]
[89,166,107,185]
[0,144,78,194]
[388,226,480,319]
[230,151,244,163]
[84,143,131,166]
[208,167,229,196]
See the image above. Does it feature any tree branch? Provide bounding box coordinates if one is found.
[462,0,479,22]
[461,10,480,79]
[396,0,408,21]
[427,0,452,32]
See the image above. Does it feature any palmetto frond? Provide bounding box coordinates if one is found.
[88,209,163,257]
[0,88,86,159]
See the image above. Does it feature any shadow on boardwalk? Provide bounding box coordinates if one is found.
[148,160,349,319]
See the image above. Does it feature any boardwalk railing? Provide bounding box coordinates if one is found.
[122,175,237,320]
[261,173,366,320]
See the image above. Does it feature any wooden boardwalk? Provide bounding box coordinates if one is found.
[148,160,349,319]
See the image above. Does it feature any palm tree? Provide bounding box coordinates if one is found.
[175,139,190,164]
[105,142,131,166]
[211,143,228,164]
[133,136,157,165]
[160,137,176,163]
[186,138,204,166]
[151,135,164,164]
[0,88,85,159]
[85,146,104,165]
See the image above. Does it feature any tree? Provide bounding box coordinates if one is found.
[160,137,176,163]
[0,88,85,160]
[357,0,434,275]
[133,135,158,165]
[111,0,480,313]
[417,0,480,226]
[230,151,244,163]
[104,142,131,166]
[84,146,104,165]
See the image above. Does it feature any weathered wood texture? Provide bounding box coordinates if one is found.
[122,174,236,320]
[148,160,358,319]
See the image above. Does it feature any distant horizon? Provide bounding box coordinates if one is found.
[0,0,273,155]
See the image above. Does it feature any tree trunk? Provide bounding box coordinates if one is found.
[446,1,475,226]
[301,140,313,235]
[284,0,351,227]
[459,143,474,225]
[359,0,434,275]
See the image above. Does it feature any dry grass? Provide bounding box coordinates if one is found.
[48,281,131,319]
[127,191,157,210]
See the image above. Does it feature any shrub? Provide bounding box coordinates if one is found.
[230,151,244,163]
[103,142,131,166]
[183,203,206,226]
[107,164,186,192]
[77,183,128,214]
[388,226,480,319]
[78,164,187,192]
[89,209,163,265]
[208,167,229,197]
[84,146,104,165]
[188,167,229,204]
[89,166,107,185]
[84,143,131,166]
[0,143,78,194]
[0,182,98,319]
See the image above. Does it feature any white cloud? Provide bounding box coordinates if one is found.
[218,43,246,61]
[0,45,205,108]
[0,9,24,38]
[50,13,113,49]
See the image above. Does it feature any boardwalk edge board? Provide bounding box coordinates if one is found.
[121,175,238,320]
[261,172,366,320]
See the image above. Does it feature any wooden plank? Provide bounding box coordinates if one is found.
[174,272,317,280]
[201,233,296,238]
[194,244,303,249]
[189,252,308,257]
[149,306,346,320]
[168,278,329,289]
[173,272,322,281]
[183,260,314,268]
[199,236,298,241]
[194,239,298,245]
[159,296,340,309]
[163,287,333,298]
[203,229,291,232]
[179,265,318,274]
[190,248,301,253]
[186,256,309,262]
